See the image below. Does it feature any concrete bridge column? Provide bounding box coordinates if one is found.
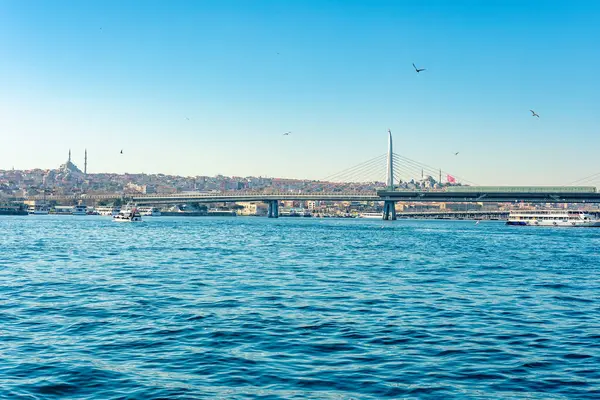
[383,200,396,221]
[267,200,279,218]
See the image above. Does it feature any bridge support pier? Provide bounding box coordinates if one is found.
[267,200,279,218]
[383,200,396,221]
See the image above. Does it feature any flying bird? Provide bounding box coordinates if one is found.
[185,117,190,121]
[120,149,123,154]
[412,63,426,73]
[283,131,291,136]
[530,110,540,118]
[454,152,460,156]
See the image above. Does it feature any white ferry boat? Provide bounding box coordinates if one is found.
[507,210,600,227]
[113,207,142,222]
[96,206,120,216]
[27,204,50,215]
[138,206,161,216]
[360,212,382,219]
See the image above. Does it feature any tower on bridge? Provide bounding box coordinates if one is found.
[383,129,396,220]
[386,129,394,190]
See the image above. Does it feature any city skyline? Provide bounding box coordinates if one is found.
[1,1,599,186]
[0,147,457,187]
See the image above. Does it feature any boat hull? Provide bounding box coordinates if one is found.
[507,220,600,227]
[506,221,527,226]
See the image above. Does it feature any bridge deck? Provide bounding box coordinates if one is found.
[15,188,600,204]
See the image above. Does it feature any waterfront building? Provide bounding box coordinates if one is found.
[437,203,481,212]
[236,202,268,216]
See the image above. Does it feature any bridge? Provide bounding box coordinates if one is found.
[120,186,600,219]
[18,130,600,220]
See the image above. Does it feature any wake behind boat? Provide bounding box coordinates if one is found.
[507,210,600,227]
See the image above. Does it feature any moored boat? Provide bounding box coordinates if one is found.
[27,203,50,215]
[72,205,88,215]
[507,210,600,227]
[96,206,120,216]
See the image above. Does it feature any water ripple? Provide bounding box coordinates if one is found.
[0,216,599,398]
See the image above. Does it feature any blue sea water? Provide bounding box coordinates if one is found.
[0,215,599,399]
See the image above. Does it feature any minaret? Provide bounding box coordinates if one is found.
[386,129,394,190]
[84,149,87,175]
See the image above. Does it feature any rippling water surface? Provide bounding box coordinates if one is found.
[1,215,599,399]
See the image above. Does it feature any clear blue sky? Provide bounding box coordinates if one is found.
[1,0,599,185]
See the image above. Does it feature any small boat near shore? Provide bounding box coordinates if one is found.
[113,207,142,222]
[507,210,600,227]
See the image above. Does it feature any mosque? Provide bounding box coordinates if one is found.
[44,149,87,187]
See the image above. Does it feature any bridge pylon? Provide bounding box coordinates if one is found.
[383,200,397,220]
[384,129,397,220]
[267,200,279,218]
[386,129,394,190]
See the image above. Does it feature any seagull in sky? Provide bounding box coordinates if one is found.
[530,110,540,118]
[412,63,426,73]
[120,149,123,154]
[454,152,460,156]
[185,117,190,121]
[283,131,291,136]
